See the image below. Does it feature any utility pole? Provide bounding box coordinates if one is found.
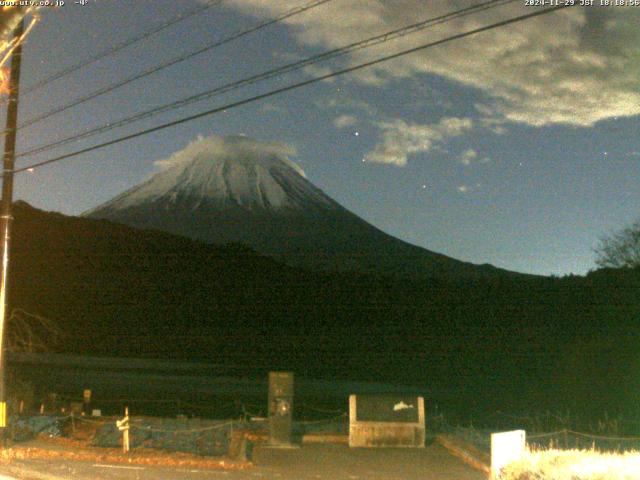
[0,18,24,444]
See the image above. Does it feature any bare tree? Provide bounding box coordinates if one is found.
[595,219,640,269]
[5,308,61,414]
[7,308,61,353]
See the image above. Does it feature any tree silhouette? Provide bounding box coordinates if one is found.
[7,308,61,353]
[595,219,640,269]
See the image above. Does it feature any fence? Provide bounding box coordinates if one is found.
[527,428,640,452]
[474,410,640,436]
[8,400,350,458]
[92,415,234,456]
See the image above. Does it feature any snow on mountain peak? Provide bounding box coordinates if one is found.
[87,134,337,214]
[155,134,306,178]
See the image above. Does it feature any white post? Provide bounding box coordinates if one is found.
[491,430,526,479]
[123,406,129,453]
[116,406,130,453]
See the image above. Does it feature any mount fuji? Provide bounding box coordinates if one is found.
[84,135,514,278]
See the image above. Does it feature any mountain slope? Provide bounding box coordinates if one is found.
[84,135,519,279]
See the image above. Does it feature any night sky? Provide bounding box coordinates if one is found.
[4,1,640,276]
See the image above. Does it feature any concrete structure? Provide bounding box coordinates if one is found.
[268,371,294,446]
[349,394,425,447]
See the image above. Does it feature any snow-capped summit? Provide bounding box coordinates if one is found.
[85,135,335,214]
[85,134,514,279]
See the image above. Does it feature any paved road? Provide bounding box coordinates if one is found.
[0,443,485,479]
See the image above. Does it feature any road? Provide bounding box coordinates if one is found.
[0,443,485,480]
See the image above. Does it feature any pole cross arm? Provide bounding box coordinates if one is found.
[116,416,130,431]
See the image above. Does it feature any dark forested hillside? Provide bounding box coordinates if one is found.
[8,201,640,418]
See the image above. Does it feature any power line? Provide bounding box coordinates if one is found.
[16,0,223,97]
[11,5,570,176]
[16,0,334,130]
[16,0,513,159]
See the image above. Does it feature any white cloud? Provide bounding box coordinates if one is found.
[333,114,358,128]
[478,115,508,135]
[364,116,473,167]
[457,185,468,193]
[224,1,640,127]
[322,97,376,115]
[302,63,337,82]
[459,148,477,166]
[260,103,285,114]
[154,134,304,177]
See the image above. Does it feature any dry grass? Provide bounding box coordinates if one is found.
[500,448,640,480]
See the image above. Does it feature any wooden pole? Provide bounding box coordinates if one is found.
[123,406,129,453]
[0,17,24,446]
[116,405,130,453]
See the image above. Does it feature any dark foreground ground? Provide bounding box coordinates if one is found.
[0,443,485,480]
